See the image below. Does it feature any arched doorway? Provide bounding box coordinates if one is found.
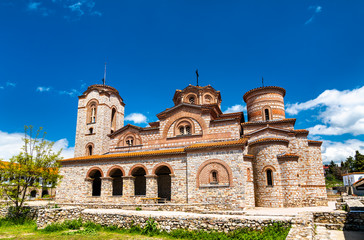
[30,190,37,198]
[132,167,146,196]
[42,189,49,197]
[110,168,123,196]
[89,170,102,196]
[156,166,171,201]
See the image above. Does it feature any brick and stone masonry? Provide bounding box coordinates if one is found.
[56,83,327,209]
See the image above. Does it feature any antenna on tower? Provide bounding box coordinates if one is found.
[196,69,199,86]
[262,76,264,87]
[102,62,107,85]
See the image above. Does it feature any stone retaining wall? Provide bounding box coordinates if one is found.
[57,203,232,212]
[36,206,293,232]
[313,211,364,231]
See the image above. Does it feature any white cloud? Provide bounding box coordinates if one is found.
[6,82,16,87]
[0,86,4,90]
[224,104,246,114]
[322,139,364,164]
[28,1,41,10]
[125,113,148,124]
[305,5,323,25]
[69,2,84,16]
[37,86,51,92]
[22,0,101,19]
[286,86,364,136]
[59,89,81,96]
[0,130,74,161]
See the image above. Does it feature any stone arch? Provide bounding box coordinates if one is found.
[152,162,174,175]
[107,165,126,177]
[203,93,214,104]
[262,165,276,173]
[86,167,104,178]
[130,165,147,196]
[162,114,207,139]
[30,190,37,198]
[108,165,124,196]
[128,164,149,176]
[184,93,199,104]
[117,132,142,147]
[174,118,195,136]
[196,159,233,188]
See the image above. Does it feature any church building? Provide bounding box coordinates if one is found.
[56,83,327,209]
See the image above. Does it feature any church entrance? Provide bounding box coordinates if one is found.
[132,167,146,196]
[156,166,171,201]
[90,170,102,196]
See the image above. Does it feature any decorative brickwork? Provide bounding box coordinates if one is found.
[57,83,327,209]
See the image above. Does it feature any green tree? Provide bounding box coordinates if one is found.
[0,126,63,217]
[353,151,364,172]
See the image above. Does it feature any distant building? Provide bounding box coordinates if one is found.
[343,172,364,196]
[56,84,327,209]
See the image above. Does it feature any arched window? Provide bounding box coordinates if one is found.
[265,109,270,121]
[178,123,192,135]
[204,95,212,104]
[90,104,97,123]
[266,169,273,186]
[111,108,116,133]
[125,136,134,146]
[86,143,94,156]
[211,171,218,184]
[189,96,195,104]
[89,128,93,134]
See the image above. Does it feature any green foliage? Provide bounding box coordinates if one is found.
[341,151,364,173]
[0,216,35,227]
[0,126,63,218]
[37,218,290,239]
[141,218,159,236]
[42,219,83,232]
[135,207,142,211]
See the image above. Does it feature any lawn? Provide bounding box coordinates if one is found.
[0,218,291,240]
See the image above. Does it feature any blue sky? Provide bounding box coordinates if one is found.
[0,0,363,164]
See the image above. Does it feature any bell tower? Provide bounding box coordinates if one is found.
[74,84,125,157]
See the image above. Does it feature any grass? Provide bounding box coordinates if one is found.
[0,217,291,240]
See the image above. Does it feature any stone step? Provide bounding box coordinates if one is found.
[314,223,344,230]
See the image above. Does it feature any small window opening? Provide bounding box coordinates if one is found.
[266,169,273,186]
[126,137,134,146]
[88,145,93,156]
[179,126,185,135]
[186,126,191,135]
[89,128,93,134]
[111,108,116,133]
[211,171,218,184]
[264,109,270,121]
[189,97,195,104]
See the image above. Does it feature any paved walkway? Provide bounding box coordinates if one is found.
[244,201,337,216]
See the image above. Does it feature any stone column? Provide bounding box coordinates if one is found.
[84,177,93,197]
[145,175,158,198]
[100,177,112,197]
[170,174,176,202]
[122,176,135,197]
